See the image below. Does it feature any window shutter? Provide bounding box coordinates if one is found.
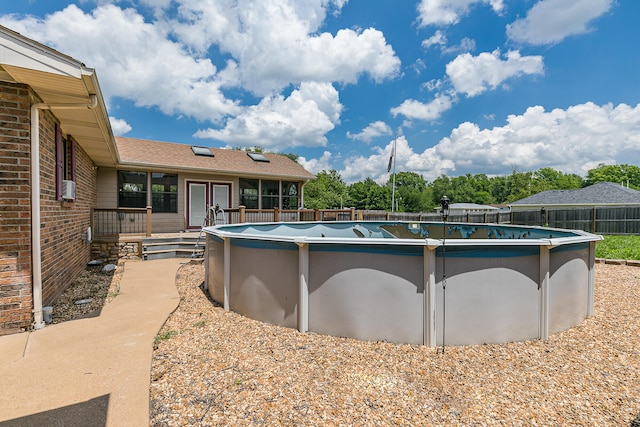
[70,137,76,183]
[55,124,63,200]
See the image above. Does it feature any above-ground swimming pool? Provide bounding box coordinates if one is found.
[204,221,602,346]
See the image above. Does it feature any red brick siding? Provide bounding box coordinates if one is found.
[0,82,32,334]
[0,82,98,334]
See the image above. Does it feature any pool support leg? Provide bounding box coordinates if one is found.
[423,245,437,347]
[223,237,230,311]
[297,242,309,333]
[539,246,550,341]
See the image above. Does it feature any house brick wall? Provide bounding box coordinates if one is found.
[38,107,97,307]
[0,81,97,334]
[0,82,32,334]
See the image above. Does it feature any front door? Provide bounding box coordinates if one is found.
[187,181,231,229]
[212,184,229,210]
[188,182,207,229]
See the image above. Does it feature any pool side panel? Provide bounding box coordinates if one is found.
[548,245,590,335]
[308,248,424,345]
[228,239,299,328]
[436,253,540,345]
[208,237,225,303]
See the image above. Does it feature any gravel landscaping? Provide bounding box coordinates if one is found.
[50,261,123,324]
[149,261,640,426]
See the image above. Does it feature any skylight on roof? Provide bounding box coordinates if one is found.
[247,152,269,162]
[191,146,214,157]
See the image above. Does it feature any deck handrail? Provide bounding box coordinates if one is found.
[91,206,152,237]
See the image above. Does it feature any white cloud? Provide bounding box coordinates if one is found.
[392,49,541,125]
[417,0,504,27]
[441,37,476,55]
[193,82,342,150]
[422,31,476,55]
[339,136,455,184]
[331,102,640,183]
[298,151,333,175]
[429,102,640,177]
[422,30,447,48]
[1,0,397,152]
[109,117,132,135]
[390,94,454,121]
[423,79,444,92]
[347,121,392,143]
[167,0,400,95]
[507,0,614,45]
[446,50,544,97]
[0,4,240,122]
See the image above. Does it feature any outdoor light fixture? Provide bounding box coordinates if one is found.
[440,195,450,220]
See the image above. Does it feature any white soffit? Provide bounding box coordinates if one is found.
[0,26,119,167]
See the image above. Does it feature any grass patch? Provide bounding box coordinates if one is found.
[595,235,640,260]
[153,330,178,349]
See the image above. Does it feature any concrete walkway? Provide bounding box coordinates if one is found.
[0,258,184,427]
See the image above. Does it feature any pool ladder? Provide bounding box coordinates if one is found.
[191,205,226,258]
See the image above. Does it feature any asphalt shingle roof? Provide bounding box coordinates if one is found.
[510,182,640,205]
[115,137,315,180]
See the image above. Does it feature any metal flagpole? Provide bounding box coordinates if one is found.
[390,135,397,212]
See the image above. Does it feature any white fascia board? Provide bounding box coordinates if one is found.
[0,28,85,78]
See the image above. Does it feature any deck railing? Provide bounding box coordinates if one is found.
[92,207,152,237]
[223,207,356,224]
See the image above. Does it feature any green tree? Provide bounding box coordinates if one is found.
[430,174,493,206]
[489,175,511,204]
[429,175,453,206]
[303,170,349,209]
[531,167,583,192]
[386,172,431,212]
[585,164,640,189]
[348,178,390,210]
[282,152,299,163]
[505,170,535,203]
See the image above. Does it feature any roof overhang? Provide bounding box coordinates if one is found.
[0,26,118,167]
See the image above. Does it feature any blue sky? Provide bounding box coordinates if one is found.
[2,0,639,183]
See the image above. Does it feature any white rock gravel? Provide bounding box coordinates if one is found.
[150,262,640,426]
[51,262,123,323]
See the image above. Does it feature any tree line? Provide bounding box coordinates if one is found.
[301,164,640,212]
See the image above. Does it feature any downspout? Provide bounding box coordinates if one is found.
[31,95,98,329]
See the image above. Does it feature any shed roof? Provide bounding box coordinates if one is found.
[115,137,315,181]
[449,203,499,210]
[510,182,640,206]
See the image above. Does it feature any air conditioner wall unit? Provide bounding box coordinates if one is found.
[62,180,76,200]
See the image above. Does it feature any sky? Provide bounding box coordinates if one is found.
[1,0,639,184]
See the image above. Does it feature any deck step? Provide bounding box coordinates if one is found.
[141,235,205,260]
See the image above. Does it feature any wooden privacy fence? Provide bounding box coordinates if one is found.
[511,206,640,234]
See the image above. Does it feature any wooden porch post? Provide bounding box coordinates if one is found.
[146,206,152,237]
[239,205,246,223]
